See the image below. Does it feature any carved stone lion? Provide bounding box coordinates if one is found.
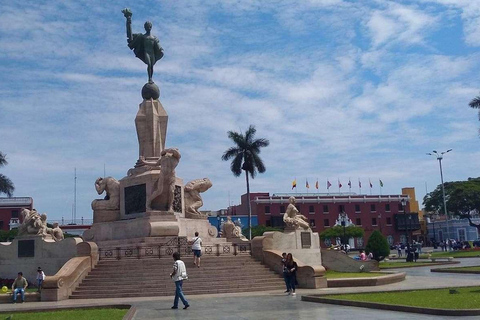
[184,178,212,218]
[18,208,48,237]
[91,177,120,210]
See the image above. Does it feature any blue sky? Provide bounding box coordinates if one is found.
[1,0,480,222]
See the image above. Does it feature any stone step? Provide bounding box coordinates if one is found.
[96,256,253,264]
[70,284,283,299]
[78,276,281,287]
[82,271,279,280]
[75,279,282,292]
[84,271,275,280]
[94,260,260,267]
[89,264,264,273]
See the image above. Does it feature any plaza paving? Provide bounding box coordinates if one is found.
[1,257,480,319]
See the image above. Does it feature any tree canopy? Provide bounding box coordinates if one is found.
[0,152,14,197]
[221,125,269,179]
[319,225,365,240]
[424,177,480,231]
[365,230,390,261]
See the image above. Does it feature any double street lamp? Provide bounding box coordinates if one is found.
[427,149,452,242]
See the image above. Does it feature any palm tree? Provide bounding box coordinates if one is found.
[222,125,269,240]
[0,152,14,197]
[469,94,480,121]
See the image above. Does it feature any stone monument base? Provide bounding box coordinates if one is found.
[83,212,218,244]
[0,236,82,280]
[251,229,326,289]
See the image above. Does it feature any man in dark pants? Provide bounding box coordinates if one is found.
[170,252,190,310]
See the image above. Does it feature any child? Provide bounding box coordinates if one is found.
[36,267,45,292]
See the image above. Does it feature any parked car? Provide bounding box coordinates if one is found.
[473,239,480,247]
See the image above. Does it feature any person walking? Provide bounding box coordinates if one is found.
[284,253,298,296]
[397,244,402,257]
[170,252,189,310]
[191,232,203,268]
[36,267,45,292]
[11,272,28,303]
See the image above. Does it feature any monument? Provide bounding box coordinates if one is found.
[252,196,326,288]
[83,9,218,244]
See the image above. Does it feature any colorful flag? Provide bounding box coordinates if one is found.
[315,180,319,189]
[348,179,352,188]
[292,179,297,190]
[327,180,332,189]
[306,179,310,189]
[338,179,342,188]
[369,179,373,188]
[379,179,384,187]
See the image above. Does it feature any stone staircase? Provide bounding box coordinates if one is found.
[70,255,284,299]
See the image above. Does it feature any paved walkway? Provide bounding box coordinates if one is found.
[0,258,479,319]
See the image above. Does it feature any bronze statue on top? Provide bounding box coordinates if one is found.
[122,8,164,99]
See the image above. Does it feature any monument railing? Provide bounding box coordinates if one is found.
[98,237,251,260]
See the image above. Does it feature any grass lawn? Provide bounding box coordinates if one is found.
[379,261,438,269]
[326,287,480,309]
[325,270,385,278]
[430,250,480,258]
[438,266,480,272]
[0,308,127,320]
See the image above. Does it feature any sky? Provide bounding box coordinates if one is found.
[1,0,480,222]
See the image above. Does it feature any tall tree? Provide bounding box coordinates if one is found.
[424,177,480,233]
[469,94,480,130]
[222,125,269,240]
[0,152,14,197]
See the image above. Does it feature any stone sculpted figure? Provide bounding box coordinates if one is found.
[140,148,181,212]
[184,178,213,218]
[18,208,48,237]
[283,196,310,230]
[221,216,247,240]
[91,177,120,210]
[122,8,164,83]
[47,223,64,242]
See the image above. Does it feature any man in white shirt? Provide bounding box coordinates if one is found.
[170,252,190,309]
[191,232,203,267]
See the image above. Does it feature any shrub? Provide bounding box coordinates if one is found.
[365,230,390,261]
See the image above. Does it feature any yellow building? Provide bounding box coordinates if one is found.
[402,187,426,242]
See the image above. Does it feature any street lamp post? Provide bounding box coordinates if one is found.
[427,149,452,242]
[340,211,347,247]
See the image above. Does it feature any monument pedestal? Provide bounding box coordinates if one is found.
[135,99,168,160]
[251,229,326,289]
[119,169,184,219]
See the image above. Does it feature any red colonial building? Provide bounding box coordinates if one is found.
[0,197,33,231]
[229,189,421,248]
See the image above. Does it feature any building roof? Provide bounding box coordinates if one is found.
[253,193,410,204]
[0,197,33,207]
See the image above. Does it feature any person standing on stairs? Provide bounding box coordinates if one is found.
[191,232,203,268]
[170,252,190,310]
[284,253,298,296]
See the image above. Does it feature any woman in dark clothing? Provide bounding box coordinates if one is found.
[284,253,298,296]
